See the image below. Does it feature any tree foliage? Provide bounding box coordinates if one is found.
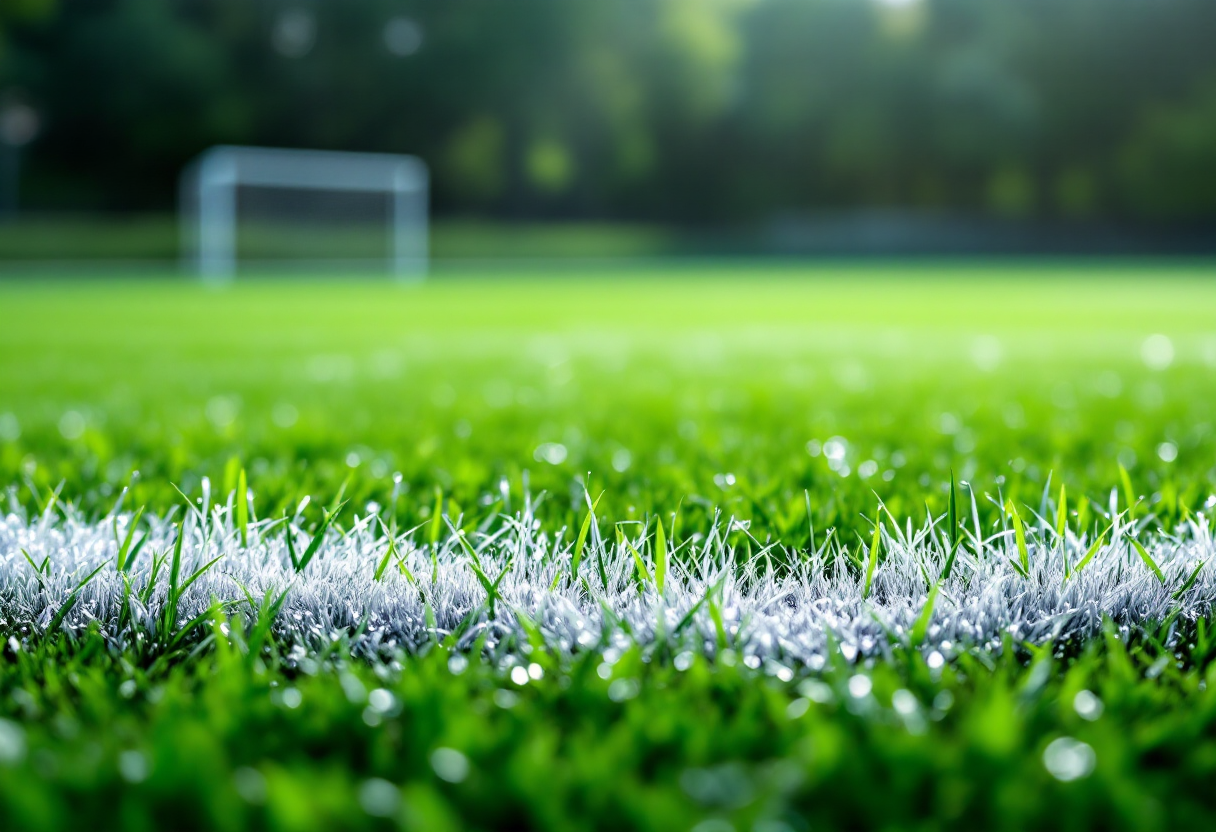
[3,0,1216,220]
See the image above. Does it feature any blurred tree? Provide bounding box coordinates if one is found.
[1118,80,1216,218]
[2,0,1215,222]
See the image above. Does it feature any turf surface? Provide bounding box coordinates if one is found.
[3,261,1216,830]
[4,261,1216,538]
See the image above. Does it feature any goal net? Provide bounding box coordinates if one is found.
[179,146,428,280]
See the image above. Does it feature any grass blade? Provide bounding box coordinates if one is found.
[236,467,249,547]
[863,506,881,599]
[247,585,293,659]
[948,471,958,553]
[1007,501,1030,575]
[161,516,188,640]
[675,573,727,637]
[654,515,668,596]
[168,606,221,652]
[297,502,344,574]
[169,516,185,597]
[805,489,815,553]
[1119,464,1137,517]
[114,506,144,572]
[428,488,443,548]
[909,581,940,647]
[1071,529,1108,579]
[21,548,50,587]
[624,537,652,586]
[571,491,604,582]
[284,519,300,571]
[45,562,108,638]
[672,595,708,636]
[178,555,225,597]
[1131,538,1165,584]
[454,529,498,609]
[328,473,351,516]
[373,518,402,582]
[1173,560,1205,601]
[1056,483,1067,542]
[122,528,150,574]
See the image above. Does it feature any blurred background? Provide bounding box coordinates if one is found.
[1,0,1215,264]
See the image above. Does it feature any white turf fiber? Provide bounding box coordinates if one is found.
[2,486,1214,668]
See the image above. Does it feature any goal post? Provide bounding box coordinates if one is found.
[179,146,428,281]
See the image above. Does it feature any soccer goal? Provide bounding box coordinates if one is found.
[179,146,428,280]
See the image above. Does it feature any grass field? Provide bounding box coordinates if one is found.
[4,261,1216,830]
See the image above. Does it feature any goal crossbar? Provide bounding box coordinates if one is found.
[180,146,428,280]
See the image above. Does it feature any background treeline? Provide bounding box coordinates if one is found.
[3,0,1216,223]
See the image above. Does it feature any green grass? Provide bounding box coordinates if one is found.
[4,260,1216,830]
[3,261,1216,539]
[5,628,1216,832]
[0,216,678,263]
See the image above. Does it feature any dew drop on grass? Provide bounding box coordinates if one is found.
[430,747,469,783]
[786,698,811,720]
[118,750,149,783]
[368,688,395,714]
[1043,737,1096,781]
[233,767,267,804]
[205,396,238,430]
[1141,334,1174,371]
[358,778,400,817]
[0,719,26,765]
[891,689,918,716]
[510,666,529,686]
[340,674,366,704]
[0,413,19,442]
[847,675,872,699]
[824,436,848,460]
[58,410,86,440]
[798,679,833,703]
[971,335,1003,371]
[611,448,632,472]
[1074,690,1104,721]
[608,678,639,702]
[533,442,567,465]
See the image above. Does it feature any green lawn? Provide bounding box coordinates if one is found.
[3,261,1216,537]
[3,261,1216,831]
[0,216,678,263]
